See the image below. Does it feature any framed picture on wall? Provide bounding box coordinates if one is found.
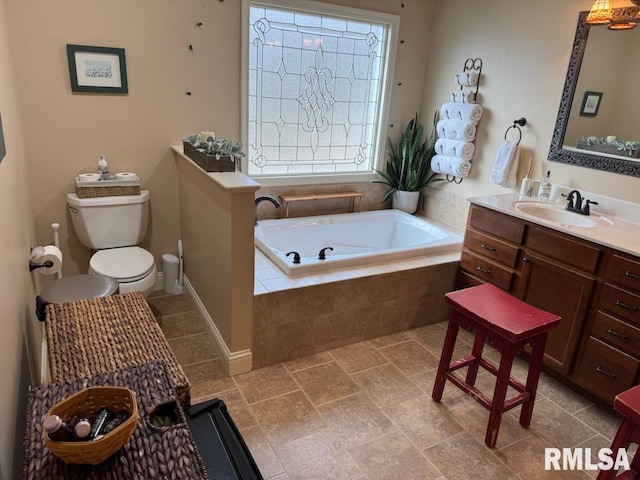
[579,91,602,117]
[66,44,128,94]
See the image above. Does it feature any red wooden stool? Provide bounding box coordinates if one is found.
[597,385,640,480]
[432,283,561,447]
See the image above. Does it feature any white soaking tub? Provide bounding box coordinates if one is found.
[254,209,462,275]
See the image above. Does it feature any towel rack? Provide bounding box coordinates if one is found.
[459,57,483,99]
[441,57,484,183]
[504,117,527,146]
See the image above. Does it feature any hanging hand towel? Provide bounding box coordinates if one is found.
[436,119,476,142]
[440,102,483,125]
[450,90,476,104]
[435,138,475,161]
[489,140,520,187]
[454,71,479,86]
[431,155,472,178]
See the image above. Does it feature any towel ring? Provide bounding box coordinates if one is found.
[446,174,463,184]
[504,117,527,146]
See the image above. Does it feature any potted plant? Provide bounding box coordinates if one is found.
[183,133,245,172]
[374,111,442,213]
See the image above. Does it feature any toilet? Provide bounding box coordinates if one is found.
[66,190,157,297]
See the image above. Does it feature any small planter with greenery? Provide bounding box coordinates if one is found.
[183,133,245,172]
[374,112,442,213]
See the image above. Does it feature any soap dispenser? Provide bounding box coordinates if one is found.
[537,170,552,200]
[97,154,109,180]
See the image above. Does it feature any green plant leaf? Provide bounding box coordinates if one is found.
[375,111,442,202]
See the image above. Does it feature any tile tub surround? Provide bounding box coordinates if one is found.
[252,258,459,369]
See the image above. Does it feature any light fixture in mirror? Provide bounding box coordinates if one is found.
[586,0,612,24]
[548,10,640,177]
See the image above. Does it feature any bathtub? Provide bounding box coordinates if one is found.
[255,209,463,275]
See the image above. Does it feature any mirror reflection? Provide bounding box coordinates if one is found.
[548,11,640,177]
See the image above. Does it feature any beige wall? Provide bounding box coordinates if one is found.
[420,0,640,214]
[0,0,39,476]
[4,0,249,276]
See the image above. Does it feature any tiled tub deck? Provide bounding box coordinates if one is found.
[252,249,461,369]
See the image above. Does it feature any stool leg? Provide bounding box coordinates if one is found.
[596,419,635,480]
[519,333,547,428]
[465,331,486,387]
[432,312,460,402]
[485,342,517,448]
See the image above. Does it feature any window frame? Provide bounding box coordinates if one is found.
[241,0,400,187]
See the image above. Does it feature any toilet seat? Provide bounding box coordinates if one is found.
[90,246,155,282]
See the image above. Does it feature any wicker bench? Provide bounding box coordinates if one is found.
[23,361,207,479]
[45,292,191,406]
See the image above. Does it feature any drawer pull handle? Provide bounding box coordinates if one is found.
[625,270,640,281]
[476,266,491,274]
[607,328,629,340]
[615,300,638,312]
[596,366,617,379]
[481,243,496,252]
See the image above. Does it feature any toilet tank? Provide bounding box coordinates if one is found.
[67,191,150,249]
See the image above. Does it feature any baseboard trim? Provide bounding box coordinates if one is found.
[183,275,252,376]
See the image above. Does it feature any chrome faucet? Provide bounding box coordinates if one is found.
[254,196,282,225]
[563,189,598,216]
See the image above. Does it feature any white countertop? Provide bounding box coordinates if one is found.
[171,145,261,192]
[468,192,640,257]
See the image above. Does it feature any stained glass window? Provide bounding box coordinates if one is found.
[246,1,396,178]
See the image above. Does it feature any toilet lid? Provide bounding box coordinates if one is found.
[90,246,155,282]
[40,274,119,304]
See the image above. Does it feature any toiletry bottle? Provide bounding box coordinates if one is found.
[97,154,109,180]
[73,418,91,440]
[520,175,533,197]
[43,415,76,442]
[537,170,552,200]
[90,408,110,439]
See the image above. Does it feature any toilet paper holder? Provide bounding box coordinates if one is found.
[29,259,54,272]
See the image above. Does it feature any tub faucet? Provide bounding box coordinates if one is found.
[255,196,282,225]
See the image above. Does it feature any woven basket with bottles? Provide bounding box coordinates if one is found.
[43,386,138,465]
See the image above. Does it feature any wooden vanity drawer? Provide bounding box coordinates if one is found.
[600,283,640,326]
[468,205,525,244]
[464,229,520,268]
[607,255,640,293]
[525,226,601,273]
[460,250,513,291]
[592,310,640,358]
[576,336,639,404]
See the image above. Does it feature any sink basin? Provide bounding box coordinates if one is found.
[514,201,613,228]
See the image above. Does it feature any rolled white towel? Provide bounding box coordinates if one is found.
[440,102,483,125]
[489,140,520,187]
[436,119,476,142]
[450,90,476,104]
[435,139,475,161]
[431,155,472,178]
[454,71,479,86]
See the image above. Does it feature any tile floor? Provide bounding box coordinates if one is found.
[148,291,629,480]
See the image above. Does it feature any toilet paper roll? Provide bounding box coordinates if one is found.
[114,172,139,181]
[31,245,63,275]
[77,173,101,182]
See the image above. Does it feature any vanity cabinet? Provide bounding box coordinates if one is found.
[459,205,599,375]
[458,202,640,405]
[575,254,640,403]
